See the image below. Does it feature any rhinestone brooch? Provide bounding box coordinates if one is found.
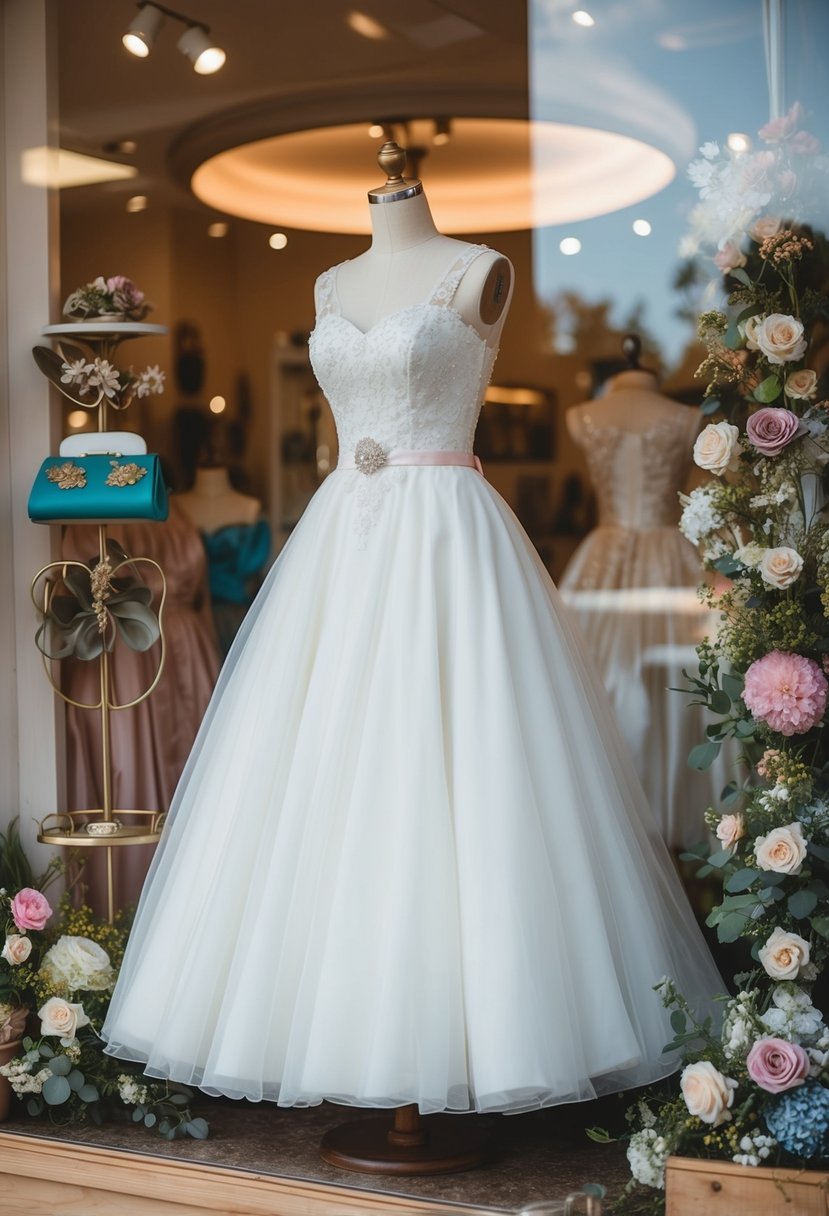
[353,437,387,475]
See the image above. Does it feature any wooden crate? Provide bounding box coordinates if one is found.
[666,1155,829,1216]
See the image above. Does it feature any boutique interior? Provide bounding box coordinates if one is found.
[1,1,828,1213]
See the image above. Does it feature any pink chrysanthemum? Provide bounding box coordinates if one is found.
[743,651,828,736]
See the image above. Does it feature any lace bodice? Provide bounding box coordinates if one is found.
[577,414,695,530]
[308,245,498,457]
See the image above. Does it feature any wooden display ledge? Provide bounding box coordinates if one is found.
[666,1155,829,1215]
[0,1131,495,1216]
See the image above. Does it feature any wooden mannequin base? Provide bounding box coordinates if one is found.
[319,1104,490,1176]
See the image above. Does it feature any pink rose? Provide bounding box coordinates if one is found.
[746,407,803,456]
[750,216,782,242]
[714,241,747,273]
[790,131,820,155]
[746,1037,809,1093]
[759,103,803,143]
[777,170,797,197]
[105,275,144,316]
[743,651,828,736]
[756,748,780,778]
[10,887,52,932]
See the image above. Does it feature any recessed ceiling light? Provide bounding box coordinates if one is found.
[727,132,751,153]
[126,194,148,212]
[207,221,229,237]
[209,396,226,414]
[368,124,385,139]
[632,219,652,236]
[572,10,595,27]
[347,10,389,39]
[560,237,582,255]
[269,232,288,250]
[67,410,88,429]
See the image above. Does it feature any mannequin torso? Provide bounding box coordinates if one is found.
[566,370,701,444]
[325,191,512,347]
[178,467,261,533]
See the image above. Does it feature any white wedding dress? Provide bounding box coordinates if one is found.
[103,245,722,1114]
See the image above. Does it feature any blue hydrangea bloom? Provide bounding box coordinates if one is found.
[765,1083,829,1159]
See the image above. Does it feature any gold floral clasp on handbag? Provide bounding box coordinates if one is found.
[105,460,148,488]
[46,461,87,490]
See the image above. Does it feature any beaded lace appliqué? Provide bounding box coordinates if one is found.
[310,245,495,547]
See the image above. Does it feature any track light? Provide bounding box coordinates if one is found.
[121,3,226,74]
[122,3,165,57]
[177,25,226,75]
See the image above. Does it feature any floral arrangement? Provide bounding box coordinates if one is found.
[33,274,164,414]
[607,105,829,1213]
[0,829,207,1140]
[63,275,152,323]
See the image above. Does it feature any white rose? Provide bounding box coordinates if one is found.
[735,542,767,568]
[759,546,803,589]
[743,316,762,351]
[41,935,114,993]
[755,822,808,874]
[786,369,818,400]
[693,421,740,475]
[1,934,31,966]
[758,927,811,980]
[38,996,89,1040]
[756,314,808,364]
[680,1060,737,1126]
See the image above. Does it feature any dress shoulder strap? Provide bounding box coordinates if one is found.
[314,266,338,318]
[428,243,489,308]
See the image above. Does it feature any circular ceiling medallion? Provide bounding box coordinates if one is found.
[189,117,677,234]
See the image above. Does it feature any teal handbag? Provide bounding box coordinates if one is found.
[28,454,169,524]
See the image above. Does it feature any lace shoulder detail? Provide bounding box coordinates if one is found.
[314,267,337,319]
[429,244,489,308]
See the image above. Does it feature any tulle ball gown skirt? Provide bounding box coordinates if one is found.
[102,466,722,1114]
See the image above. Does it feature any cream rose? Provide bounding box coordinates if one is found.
[693,421,740,475]
[1,934,31,966]
[38,996,89,1040]
[714,240,747,273]
[756,314,808,364]
[716,813,745,850]
[743,316,762,351]
[41,935,114,993]
[680,1060,737,1126]
[758,926,811,980]
[751,215,783,241]
[754,822,808,874]
[759,546,803,589]
[786,369,818,400]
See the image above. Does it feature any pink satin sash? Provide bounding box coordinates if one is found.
[339,449,484,475]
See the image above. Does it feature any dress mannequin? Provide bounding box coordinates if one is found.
[560,341,730,848]
[323,142,512,347]
[177,466,261,533]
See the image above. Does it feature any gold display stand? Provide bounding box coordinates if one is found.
[32,322,169,922]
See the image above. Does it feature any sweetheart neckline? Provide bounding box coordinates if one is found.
[310,301,492,348]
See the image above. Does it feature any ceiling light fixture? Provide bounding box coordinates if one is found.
[126,194,148,212]
[572,10,595,27]
[433,118,452,147]
[346,10,390,40]
[122,2,226,74]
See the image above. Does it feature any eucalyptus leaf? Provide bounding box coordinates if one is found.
[811,916,829,938]
[42,1074,71,1105]
[689,741,721,770]
[68,1069,86,1092]
[788,889,818,919]
[717,912,751,943]
[185,1118,209,1139]
[144,1112,157,1128]
[132,1107,145,1122]
[726,868,760,893]
[78,1084,99,1103]
[707,848,735,869]
[169,1093,190,1106]
[721,673,744,699]
[731,267,752,287]
[47,1055,72,1077]
[754,375,782,404]
[25,1098,43,1117]
[809,843,829,863]
[709,689,732,714]
[701,397,721,416]
[670,1010,687,1034]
